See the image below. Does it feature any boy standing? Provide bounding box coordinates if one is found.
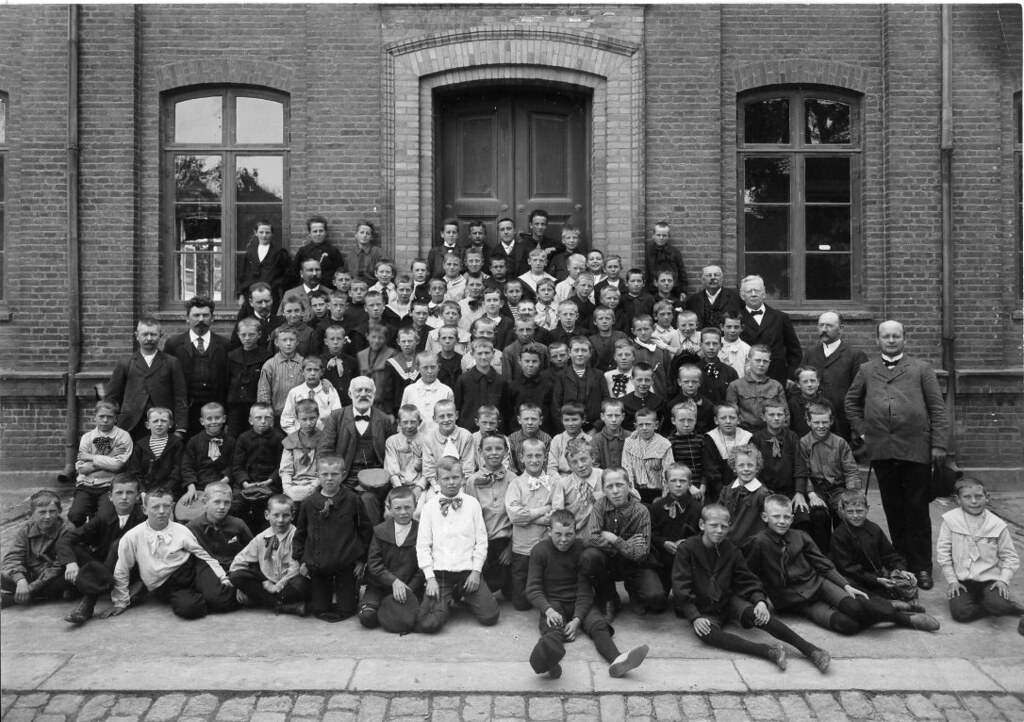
[621,408,673,504]
[231,402,286,530]
[401,351,454,434]
[415,458,501,633]
[454,338,509,432]
[717,445,771,544]
[506,438,566,610]
[278,399,322,503]
[71,401,133,527]
[383,406,428,500]
[551,336,606,430]
[1,491,73,609]
[508,402,551,475]
[528,508,649,679]
[359,487,425,633]
[463,434,516,601]
[279,356,343,434]
[592,399,628,471]
[226,317,272,438]
[546,403,592,478]
[228,494,309,616]
[726,345,786,432]
[180,402,235,508]
[294,456,373,622]
[256,326,305,421]
[666,402,704,494]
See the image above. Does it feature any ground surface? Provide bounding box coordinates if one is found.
[1,476,1022,720]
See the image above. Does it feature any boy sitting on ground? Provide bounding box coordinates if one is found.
[228,494,308,616]
[528,509,649,680]
[1,491,73,610]
[672,504,831,673]
[186,481,253,575]
[359,486,425,634]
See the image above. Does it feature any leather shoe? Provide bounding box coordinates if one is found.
[64,597,96,626]
[916,571,934,590]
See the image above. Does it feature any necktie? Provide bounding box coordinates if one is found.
[196,336,205,353]
[612,373,629,397]
[666,499,686,519]
[264,535,281,563]
[438,496,463,516]
[442,436,460,459]
[148,531,169,555]
[769,436,782,458]
[355,414,371,422]
[207,437,223,461]
[327,357,342,371]
[308,388,316,401]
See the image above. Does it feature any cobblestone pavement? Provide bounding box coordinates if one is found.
[3,690,1024,721]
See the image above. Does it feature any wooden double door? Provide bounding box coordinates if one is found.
[436,86,590,243]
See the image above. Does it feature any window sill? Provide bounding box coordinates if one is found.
[0,304,12,322]
[769,306,875,322]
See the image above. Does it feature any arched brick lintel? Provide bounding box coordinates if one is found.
[734,59,870,95]
[152,59,296,95]
[384,26,644,269]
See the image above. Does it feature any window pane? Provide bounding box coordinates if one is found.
[744,206,789,251]
[174,96,222,144]
[0,154,4,201]
[745,158,790,203]
[744,98,789,144]
[805,99,850,144]
[236,156,283,202]
[745,253,790,300]
[175,204,222,301]
[806,157,850,203]
[175,155,222,202]
[236,97,284,143]
[806,206,851,252]
[806,254,851,299]
[0,96,6,144]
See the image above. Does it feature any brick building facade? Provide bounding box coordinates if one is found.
[0,4,1021,479]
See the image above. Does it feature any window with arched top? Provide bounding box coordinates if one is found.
[162,87,289,303]
[738,86,862,303]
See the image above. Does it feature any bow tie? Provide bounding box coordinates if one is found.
[611,373,629,397]
[748,308,764,317]
[327,357,343,371]
[769,435,782,458]
[665,499,687,519]
[883,359,899,368]
[354,414,371,422]
[438,496,463,516]
[526,476,550,492]
[147,531,170,555]
[264,535,281,562]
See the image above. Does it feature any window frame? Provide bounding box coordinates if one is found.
[737,85,863,305]
[160,86,290,306]
[0,91,8,303]
[1014,91,1022,302]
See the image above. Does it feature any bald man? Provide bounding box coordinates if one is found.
[845,321,949,590]
[801,311,868,441]
[737,275,802,386]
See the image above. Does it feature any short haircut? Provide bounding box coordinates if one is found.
[677,364,702,380]
[416,351,438,365]
[146,406,173,421]
[795,365,821,381]
[838,489,868,509]
[677,310,698,323]
[519,343,544,360]
[318,454,344,471]
[248,401,274,415]
[476,404,500,420]
[714,402,739,417]
[110,473,140,491]
[749,343,772,358]
[248,281,272,297]
[592,306,613,319]
[634,407,659,422]
[652,299,675,316]
[95,400,118,415]
[805,401,834,419]
[435,455,464,475]
[366,323,388,338]
[387,485,416,506]
[548,340,569,353]
[374,260,395,274]
[517,402,543,417]
[569,336,591,351]
[324,323,347,338]
[632,314,653,328]
[671,400,698,417]
[137,315,161,330]
[309,288,331,302]
[560,402,585,418]
[528,247,548,261]
[205,481,232,498]
[701,503,730,522]
[528,209,549,223]
[601,399,625,414]
[665,463,692,480]
[302,356,324,370]
[30,489,62,511]
[727,444,763,473]
[632,362,654,376]
[521,437,546,453]
[470,337,494,353]
[395,273,414,287]
[146,487,174,503]
[763,493,792,512]
[272,326,298,341]
[761,399,788,414]
[397,403,422,421]
[536,278,557,293]
[281,293,305,309]
[397,327,419,342]
[236,317,260,334]
[550,508,577,528]
[306,214,328,231]
[601,467,628,487]
[442,217,460,231]
[433,399,456,417]
[565,436,594,460]
[355,219,375,233]
[200,401,224,417]
[955,477,986,496]
[364,290,384,303]
[267,494,294,513]
[184,295,215,315]
[557,300,580,314]
[626,268,645,280]
[294,398,319,416]
[478,432,508,448]
[700,326,723,341]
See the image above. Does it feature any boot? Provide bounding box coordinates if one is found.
[65,596,96,625]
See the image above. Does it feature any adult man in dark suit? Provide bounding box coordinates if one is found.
[684,265,743,330]
[163,296,231,437]
[845,320,949,590]
[279,258,326,323]
[230,282,285,351]
[738,275,802,387]
[105,318,189,440]
[802,311,868,441]
[317,376,396,524]
[487,217,529,278]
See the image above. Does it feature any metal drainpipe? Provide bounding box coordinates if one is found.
[940,4,957,453]
[59,3,81,483]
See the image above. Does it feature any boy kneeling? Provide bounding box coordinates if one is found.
[359,486,424,634]
[103,487,235,620]
[228,494,309,616]
[673,504,830,673]
[528,509,649,679]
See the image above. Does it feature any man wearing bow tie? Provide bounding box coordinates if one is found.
[738,275,802,387]
[318,376,395,524]
[845,320,949,591]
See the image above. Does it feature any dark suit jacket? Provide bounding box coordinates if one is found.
[739,305,802,385]
[317,406,395,471]
[164,332,231,407]
[236,242,291,299]
[485,240,529,278]
[229,309,284,351]
[802,341,869,440]
[684,287,743,330]
[844,355,949,464]
[105,351,189,432]
[57,502,146,569]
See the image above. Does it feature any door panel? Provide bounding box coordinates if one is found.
[437,87,588,244]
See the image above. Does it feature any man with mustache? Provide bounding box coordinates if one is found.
[801,311,868,441]
[165,296,231,436]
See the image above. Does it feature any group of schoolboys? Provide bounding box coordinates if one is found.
[5,213,1022,680]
